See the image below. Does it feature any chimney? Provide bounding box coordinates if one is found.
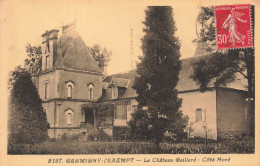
[99,62,108,78]
[41,29,59,71]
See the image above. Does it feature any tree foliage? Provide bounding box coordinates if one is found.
[8,44,42,89]
[25,43,42,74]
[128,109,151,140]
[89,44,112,66]
[131,6,187,147]
[8,71,49,154]
[192,6,255,135]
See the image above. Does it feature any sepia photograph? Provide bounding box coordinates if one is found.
[0,0,259,165]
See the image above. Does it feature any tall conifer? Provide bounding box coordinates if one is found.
[131,6,187,147]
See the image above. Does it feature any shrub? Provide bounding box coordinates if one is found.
[218,135,255,153]
[61,133,68,140]
[8,143,26,154]
[164,131,188,143]
[24,137,255,154]
[113,126,131,141]
[80,123,99,141]
[184,136,217,144]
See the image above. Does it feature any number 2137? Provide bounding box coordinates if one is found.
[48,158,62,163]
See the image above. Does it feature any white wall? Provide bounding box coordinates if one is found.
[179,90,217,140]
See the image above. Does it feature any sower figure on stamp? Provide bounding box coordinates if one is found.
[222,8,247,45]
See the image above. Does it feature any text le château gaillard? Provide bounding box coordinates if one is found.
[144,157,230,163]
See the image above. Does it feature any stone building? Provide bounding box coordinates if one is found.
[32,27,250,140]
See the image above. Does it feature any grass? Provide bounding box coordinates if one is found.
[18,138,254,154]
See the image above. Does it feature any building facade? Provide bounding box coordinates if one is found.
[32,28,249,140]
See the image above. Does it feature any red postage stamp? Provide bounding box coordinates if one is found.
[215,4,253,49]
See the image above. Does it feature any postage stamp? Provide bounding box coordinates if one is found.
[215,4,253,49]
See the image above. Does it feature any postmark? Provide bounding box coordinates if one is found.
[215,4,253,49]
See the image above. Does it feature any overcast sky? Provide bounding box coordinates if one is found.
[0,1,212,74]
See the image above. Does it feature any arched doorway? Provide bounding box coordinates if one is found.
[85,110,94,125]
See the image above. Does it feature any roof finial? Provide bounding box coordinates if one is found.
[62,20,76,34]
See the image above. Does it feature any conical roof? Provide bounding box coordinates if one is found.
[54,31,101,72]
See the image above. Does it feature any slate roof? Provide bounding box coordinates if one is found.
[103,76,130,88]
[112,78,130,88]
[99,70,137,102]
[99,55,247,102]
[54,31,101,73]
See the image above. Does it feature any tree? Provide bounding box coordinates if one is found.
[131,6,186,148]
[8,44,42,89]
[24,44,42,74]
[8,70,49,153]
[89,44,112,67]
[192,6,255,136]
[128,109,151,141]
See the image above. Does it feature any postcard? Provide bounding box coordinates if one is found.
[0,0,259,165]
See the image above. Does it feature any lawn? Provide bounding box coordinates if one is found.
[19,138,254,154]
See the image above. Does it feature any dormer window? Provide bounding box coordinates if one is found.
[65,81,75,99]
[112,86,118,99]
[88,83,94,99]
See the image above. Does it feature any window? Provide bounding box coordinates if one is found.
[114,100,131,120]
[67,113,72,125]
[68,85,72,99]
[115,105,127,120]
[195,108,202,122]
[44,106,48,117]
[44,82,49,99]
[195,108,206,122]
[65,109,73,126]
[115,100,130,105]
[66,81,74,99]
[127,105,133,122]
[46,55,50,70]
[88,84,94,99]
[132,105,138,112]
[112,86,118,99]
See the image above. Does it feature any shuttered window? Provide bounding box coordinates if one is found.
[195,108,202,122]
[115,105,127,120]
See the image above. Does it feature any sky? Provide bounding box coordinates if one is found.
[0,0,203,75]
